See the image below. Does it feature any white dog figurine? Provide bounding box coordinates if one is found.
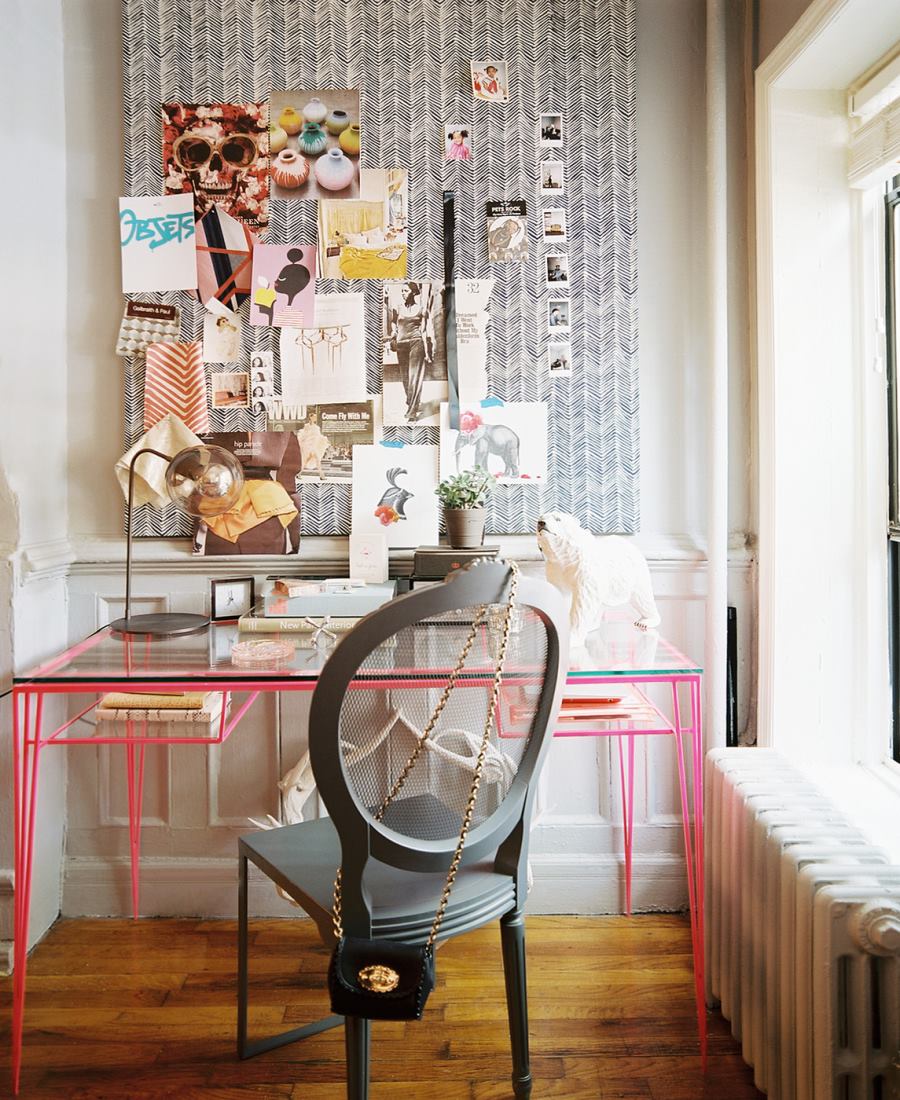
[536,511,660,646]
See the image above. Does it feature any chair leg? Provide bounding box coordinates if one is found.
[237,853,249,1057]
[237,851,344,1060]
[500,909,532,1099]
[344,1015,371,1100]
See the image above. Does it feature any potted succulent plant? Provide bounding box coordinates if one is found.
[436,467,493,549]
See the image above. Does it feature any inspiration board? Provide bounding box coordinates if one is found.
[121,0,637,538]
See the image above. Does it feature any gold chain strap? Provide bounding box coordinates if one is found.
[332,561,520,945]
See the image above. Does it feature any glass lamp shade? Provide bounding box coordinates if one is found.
[164,445,244,517]
[110,444,246,637]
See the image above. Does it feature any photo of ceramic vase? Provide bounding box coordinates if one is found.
[271,149,310,189]
[278,106,303,135]
[301,97,328,124]
[338,123,361,156]
[314,147,356,191]
[325,109,350,135]
[297,122,328,156]
[269,123,288,154]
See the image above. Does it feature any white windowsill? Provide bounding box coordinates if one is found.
[801,760,900,863]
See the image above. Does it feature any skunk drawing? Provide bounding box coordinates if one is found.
[378,467,414,519]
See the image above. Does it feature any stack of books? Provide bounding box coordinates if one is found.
[557,695,636,722]
[97,692,226,724]
[238,579,398,634]
[508,692,657,727]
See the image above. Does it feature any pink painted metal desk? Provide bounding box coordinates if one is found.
[9,618,703,1091]
[533,620,705,1062]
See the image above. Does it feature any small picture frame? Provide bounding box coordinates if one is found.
[542,208,567,241]
[540,160,566,195]
[548,298,570,333]
[539,112,563,146]
[546,254,569,286]
[548,342,573,376]
[210,577,256,621]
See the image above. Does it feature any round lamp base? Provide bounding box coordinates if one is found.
[109,612,210,637]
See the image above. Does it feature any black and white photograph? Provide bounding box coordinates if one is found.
[548,299,570,332]
[543,208,567,241]
[249,351,276,394]
[382,280,447,426]
[471,60,509,103]
[546,254,569,286]
[540,160,566,194]
[548,343,572,376]
[539,112,563,146]
[210,577,256,621]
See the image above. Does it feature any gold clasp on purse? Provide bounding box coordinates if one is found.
[357,964,400,993]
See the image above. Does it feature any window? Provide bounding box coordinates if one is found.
[885,176,900,762]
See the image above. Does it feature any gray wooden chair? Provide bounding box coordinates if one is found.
[237,560,569,1099]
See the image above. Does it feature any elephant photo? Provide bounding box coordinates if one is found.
[455,422,521,477]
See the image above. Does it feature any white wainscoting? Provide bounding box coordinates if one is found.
[62,536,753,918]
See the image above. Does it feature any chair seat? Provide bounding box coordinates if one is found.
[239,796,515,943]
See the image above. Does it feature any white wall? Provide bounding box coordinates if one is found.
[52,0,756,917]
[65,0,122,536]
[0,0,72,961]
[66,0,124,540]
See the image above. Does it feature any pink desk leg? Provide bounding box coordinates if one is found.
[616,734,636,915]
[12,690,44,1095]
[691,676,706,1066]
[125,731,146,921]
[671,677,706,1065]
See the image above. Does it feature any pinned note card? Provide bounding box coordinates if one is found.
[119,194,197,293]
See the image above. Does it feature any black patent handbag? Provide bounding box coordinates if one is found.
[326,562,519,1021]
[328,936,435,1021]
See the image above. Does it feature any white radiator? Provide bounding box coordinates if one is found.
[706,748,900,1100]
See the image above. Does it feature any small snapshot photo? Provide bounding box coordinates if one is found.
[471,60,509,103]
[542,208,567,241]
[540,160,566,194]
[249,351,276,393]
[539,113,563,146]
[210,577,256,621]
[211,371,250,408]
[548,298,570,332]
[548,343,572,376]
[445,126,473,161]
[546,254,569,286]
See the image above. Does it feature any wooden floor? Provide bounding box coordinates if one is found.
[0,914,763,1099]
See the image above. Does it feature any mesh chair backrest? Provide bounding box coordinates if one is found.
[309,562,569,873]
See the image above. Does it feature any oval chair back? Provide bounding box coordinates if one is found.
[309,559,569,939]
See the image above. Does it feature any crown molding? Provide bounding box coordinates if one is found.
[0,538,76,584]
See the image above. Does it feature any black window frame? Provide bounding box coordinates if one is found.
[885,178,900,763]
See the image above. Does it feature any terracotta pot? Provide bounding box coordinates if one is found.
[339,123,361,156]
[444,508,485,549]
[314,147,356,191]
[278,106,303,135]
[271,149,310,189]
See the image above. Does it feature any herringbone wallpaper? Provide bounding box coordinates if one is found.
[122,0,637,537]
